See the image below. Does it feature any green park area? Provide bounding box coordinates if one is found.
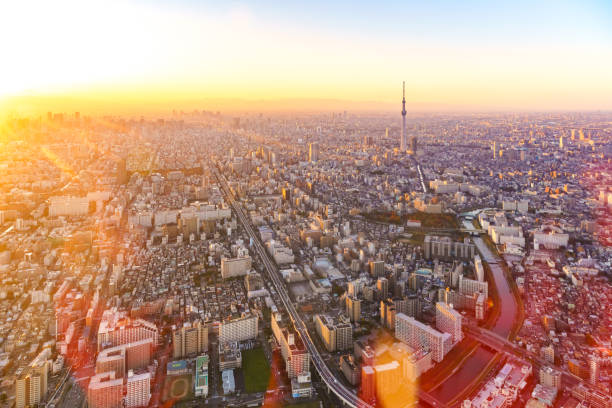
[241,348,271,393]
[404,211,460,229]
[364,210,459,230]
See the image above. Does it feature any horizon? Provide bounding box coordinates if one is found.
[1,0,612,115]
[4,94,612,118]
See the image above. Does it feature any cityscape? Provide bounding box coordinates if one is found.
[0,2,611,408]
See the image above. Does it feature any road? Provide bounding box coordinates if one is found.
[45,368,72,407]
[464,324,591,392]
[213,166,372,408]
[413,158,428,193]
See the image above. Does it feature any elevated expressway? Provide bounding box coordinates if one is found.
[213,166,374,408]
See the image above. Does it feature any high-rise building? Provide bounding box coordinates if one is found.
[369,260,385,277]
[281,187,291,202]
[314,314,353,352]
[380,299,396,330]
[458,275,489,299]
[14,376,28,408]
[361,365,376,405]
[87,371,124,408]
[376,277,389,300]
[435,302,462,342]
[340,354,360,386]
[15,361,49,408]
[219,313,258,344]
[541,345,555,365]
[124,339,153,371]
[395,313,452,362]
[395,295,420,319]
[374,361,402,400]
[271,313,310,378]
[589,356,600,385]
[178,213,199,239]
[96,347,126,378]
[400,81,407,151]
[347,280,363,297]
[474,255,484,282]
[539,366,562,389]
[173,320,208,358]
[492,141,497,159]
[96,338,154,375]
[308,142,319,162]
[125,370,151,408]
[220,256,252,279]
[15,349,51,408]
[48,196,89,217]
[116,158,128,185]
[97,309,158,352]
[475,293,486,320]
[346,296,361,323]
[424,235,475,261]
[410,136,418,153]
[360,344,375,366]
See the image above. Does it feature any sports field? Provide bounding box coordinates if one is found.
[241,348,271,393]
[162,374,193,403]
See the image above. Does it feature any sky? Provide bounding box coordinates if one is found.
[1,0,611,114]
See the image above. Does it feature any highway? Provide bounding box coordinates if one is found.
[45,368,72,407]
[414,159,428,193]
[213,166,373,408]
[464,324,592,392]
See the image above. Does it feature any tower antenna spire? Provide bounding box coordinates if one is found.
[400,81,407,151]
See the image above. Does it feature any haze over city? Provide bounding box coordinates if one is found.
[0,2,611,408]
[1,0,612,114]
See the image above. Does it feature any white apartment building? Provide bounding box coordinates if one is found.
[219,314,258,344]
[266,240,295,264]
[220,256,252,279]
[435,302,463,343]
[87,371,123,408]
[459,275,489,299]
[49,196,89,217]
[271,313,310,378]
[97,309,158,352]
[534,232,569,250]
[395,313,452,363]
[125,371,151,408]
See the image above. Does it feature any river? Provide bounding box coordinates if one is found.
[426,218,519,404]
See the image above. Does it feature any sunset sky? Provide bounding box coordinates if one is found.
[1,0,611,114]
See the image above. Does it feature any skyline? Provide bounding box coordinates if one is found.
[1,0,612,114]
[0,1,611,403]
